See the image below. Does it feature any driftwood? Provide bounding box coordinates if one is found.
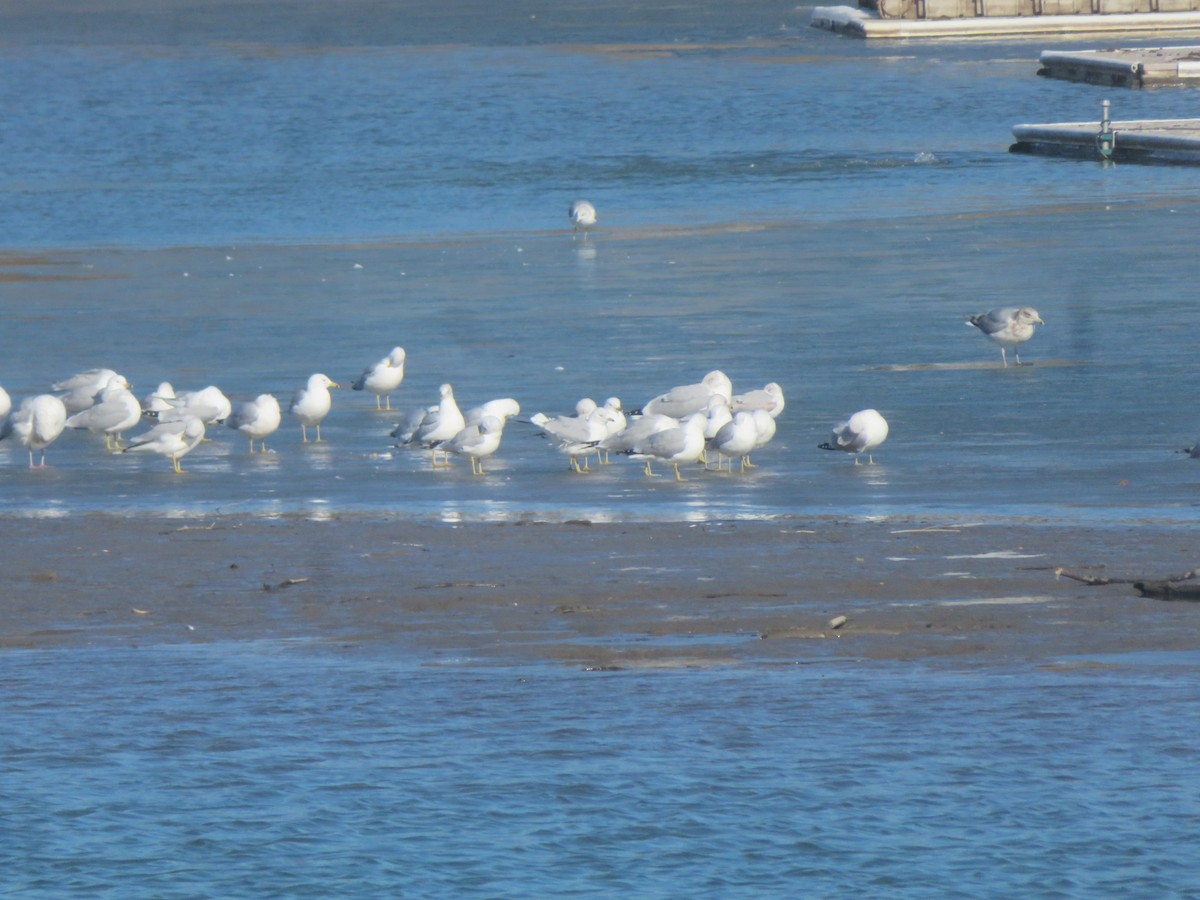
[1055,567,1200,601]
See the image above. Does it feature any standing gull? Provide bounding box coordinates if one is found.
[967,307,1045,368]
[639,370,733,418]
[226,394,282,454]
[569,200,596,240]
[53,367,125,414]
[162,386,232,425]
[65,375,141,449]
[732,382,785,419]
[290,373,339,442]
[708,410,758,473]
[623,412,707,481]
[530,407,607,473]
[401,383,465,466]
[352,346,406,410]
[1,394,69,468]
[437,415,506,475]
[818,408,889,465]
[124,415,206,474]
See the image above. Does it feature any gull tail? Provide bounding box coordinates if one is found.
[816,442,839,452]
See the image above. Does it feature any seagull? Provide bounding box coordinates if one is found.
[400,384,465,466]
[0,394,68,468]
[818,408,889,465]
[464,397,521,426]
[437,415,506,475]
[530,407,607,473]
[731,382,785,419]
[707,410,758,473]
[290,373,339,442]
[967,307,1045,368]
[141,382,177,416]
[226,394,282,454]
[0,385,11,420]
[588,397,626,463]
[161,386,232,425]
[600,413,679,456]
[352,346,406,410]
[124,415,206,473]
[623,412,707,481]
[53,367,126,414]
[569,199,596,240]
[64,374,142,449]
[639,370,733,418]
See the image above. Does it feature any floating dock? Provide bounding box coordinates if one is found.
[1010,101,1200,161]
[811,6,1200,37]
[1037,45,1200,85]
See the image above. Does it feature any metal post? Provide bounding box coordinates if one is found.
[1097,98,1114,161]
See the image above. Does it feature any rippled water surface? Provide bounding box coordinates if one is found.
[6,643,1200,897]
[4,2,1200,895]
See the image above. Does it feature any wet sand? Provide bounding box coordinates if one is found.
[3,515,1197,668]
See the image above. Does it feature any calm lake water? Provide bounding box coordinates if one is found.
[3,2,1200,896]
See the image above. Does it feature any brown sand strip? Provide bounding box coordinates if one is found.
[1,515,1197,668]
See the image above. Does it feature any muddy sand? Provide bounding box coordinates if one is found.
[2,515,1197,668]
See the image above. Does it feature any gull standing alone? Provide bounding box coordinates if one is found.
[352,346,406,410]
[818,408,889,465]
[569,199,596,240]
[1,394,69,468]
[967,307,1045,368]
[290,373,339,442]
[124,415,206,474]
[226,394,282,454]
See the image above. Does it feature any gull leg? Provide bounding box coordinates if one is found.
[315,424,323,443]
[248,438,256,454]
[301,424,310,443]
[674,463,687,482]
[1000,347,1008,368]
[743,455,757,469]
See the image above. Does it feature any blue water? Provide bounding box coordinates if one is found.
[4,3,1200,896]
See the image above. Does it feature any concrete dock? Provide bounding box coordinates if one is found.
[811,6,1200,37]
[1037,45,1200,85]
[1010,102,1200,160]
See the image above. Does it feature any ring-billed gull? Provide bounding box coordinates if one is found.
[731,382,785,419]
[161,386,232,425]
[64,375,140,450]
[600,412,678,456]
[124,415,206,473]
[53,367,126,414]
[352,347,406,410]
[141,382,176,416]
[623,412,707,481]
[638,370,733,418]
[569,199,596,240]
[399,383,465,466]
[707,410,758,473]
[1,394,69,468]
[290,373,339,442]
[0,385,10,420]
[967,307,1045,368]
[818,408,889,465]
[226,394,282,454]
[437,415,506,475]
[465,397,521,426]
[530,406,608,473]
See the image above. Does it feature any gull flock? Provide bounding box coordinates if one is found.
[0,359,792,479]
[1,195,1055,481]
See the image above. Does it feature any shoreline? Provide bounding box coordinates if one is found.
[4,514,1197,667]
